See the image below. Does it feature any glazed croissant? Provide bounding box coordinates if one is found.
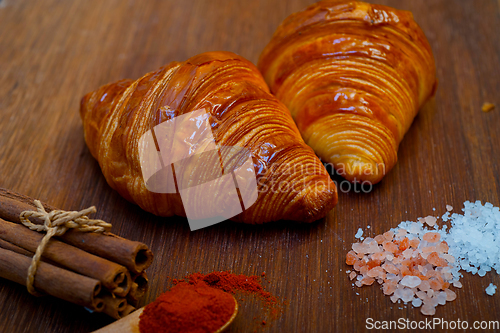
[80,51,337,224]
[258,0,436,184]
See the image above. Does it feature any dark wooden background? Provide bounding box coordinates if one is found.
[0,0,499,332]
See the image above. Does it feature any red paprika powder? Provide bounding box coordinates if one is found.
[139,281,235,333]
[176,271,282,318]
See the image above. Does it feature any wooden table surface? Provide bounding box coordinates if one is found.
[0,0,499,332]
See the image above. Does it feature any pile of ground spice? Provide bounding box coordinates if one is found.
[139,281,235,333]
[174,271,282,321]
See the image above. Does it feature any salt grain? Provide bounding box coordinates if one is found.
[354,228,364,239]
[412,298,422,307]
[401,276,421,288]
[485,283,497,296]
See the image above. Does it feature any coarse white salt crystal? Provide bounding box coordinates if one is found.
[453,281,462,288]
[354,228,363,239]
[443,201,500,276]
[485,283,497,296]
[400,276,421,288]
[400,288,415,303]
[412,298,423,307]
[436,291,447,305]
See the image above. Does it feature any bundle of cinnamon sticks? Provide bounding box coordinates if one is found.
[0,187,153,319]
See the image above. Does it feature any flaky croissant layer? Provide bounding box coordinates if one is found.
[258,0,436,184]
[80,51,337,224]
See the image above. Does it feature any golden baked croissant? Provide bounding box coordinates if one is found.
[80,51,337,225]
[258,0,436,184]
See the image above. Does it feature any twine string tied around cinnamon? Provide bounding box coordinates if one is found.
[19,200,111,295]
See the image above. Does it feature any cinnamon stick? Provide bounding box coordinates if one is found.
[101,293,128,319]
[127,272,149,307]
[112,270,132,297]
[0,187,153,274]
[0,247,104,311]
[0,238,33,257]
[0,218,128,291]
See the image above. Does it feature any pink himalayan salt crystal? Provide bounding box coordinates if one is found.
[416,290,428,301]
[371,252,386,261]
[442,268,454,280]
[418,280,431,292]
[421,303,437,316]
[441,254,455,264]
[346,251,357,265]
[382,241,399,253]
[429,279,443,291]
[352,243,371,254]
[361,276,375,286]
[383,231,394,241]
[409,238,420,248]
[445,289,457,301]
[400,275,422,288]
[383,281,398,295]
[367,266,385,278]
[446,205,453,211]
[424,216,437,227]
[453,281,462,288]
[392,256,404,265]
[349,271,357,280]
[423,232,441,243]
[402,249,414,258]
[396,228,407,237]
[421,246,436,253]
[374,234,386,244]
[436,241,449,253]
[427,252,448,267]
[390,295,399,303]
[382,263,399,274]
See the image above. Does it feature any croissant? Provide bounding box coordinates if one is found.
[80,51,337,225]
[258,0,436,184]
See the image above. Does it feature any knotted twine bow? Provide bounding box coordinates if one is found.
[19,200,112,295]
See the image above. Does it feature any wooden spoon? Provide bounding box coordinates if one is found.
[93,295,238,333]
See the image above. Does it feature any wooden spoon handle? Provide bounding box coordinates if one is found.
[92,307,144,333]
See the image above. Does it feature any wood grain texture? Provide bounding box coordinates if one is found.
[0,0,499,332]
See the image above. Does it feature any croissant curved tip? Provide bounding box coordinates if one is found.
[338,159,388,185]
[299,179,338,223]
